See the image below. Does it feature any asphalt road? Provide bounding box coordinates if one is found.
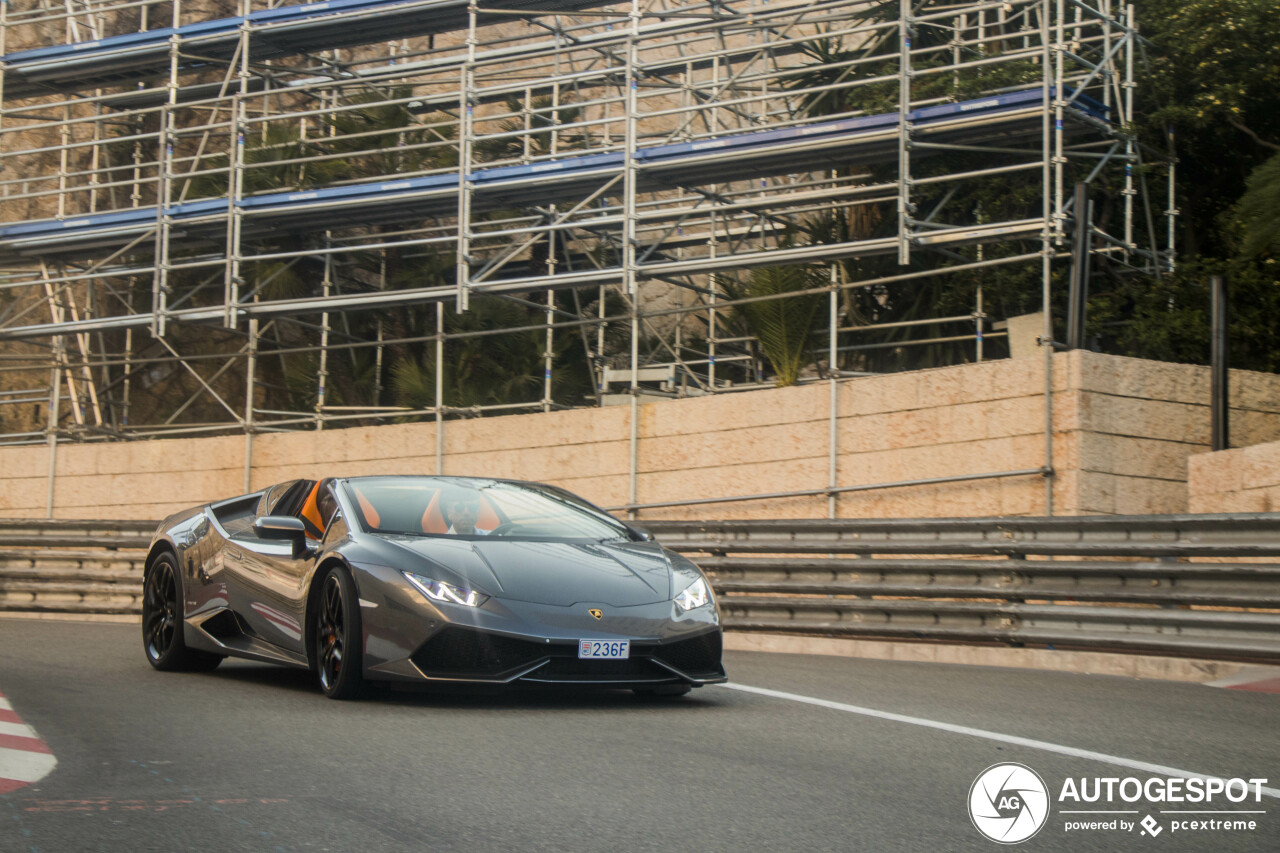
[0,619,1276,853]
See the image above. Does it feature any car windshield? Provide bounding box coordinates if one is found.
[341,477,632,541]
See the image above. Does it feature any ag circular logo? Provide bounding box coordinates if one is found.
[968,763,1050,844]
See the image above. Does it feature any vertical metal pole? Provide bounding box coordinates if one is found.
[596,285,607,398]
[1166,125,1178,272]
[435,302,445,473]
[45,339,63,518]
[707,209,718,390]
[1041,0,1056,516]
[244,315,258,493]
[626,0,640,519]
[226,7,250,328]
[58,103,70,220]
[90,100,102,213]
[456,3,477,312]
[828,265,838,520]
[975,284,984,363]
[122,289,134,429]
[153,20,181,339]
[316,243,332,430]
[1122,4,1136,260]
[1211,275,1229,452]
[375,252,386,408]
[1101,0,1112,113]
[544,289,555,413]
[897,0,913,266]
[1053,0,1066,246]
[1067,182,1091,349]
[544,212,557,413]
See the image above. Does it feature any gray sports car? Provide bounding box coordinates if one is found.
[142,475,725,699]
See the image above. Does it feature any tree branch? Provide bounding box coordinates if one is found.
[1229,118,1280,152]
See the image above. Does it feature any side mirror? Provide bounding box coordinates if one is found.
[624,523,654,542]
[254,515,309,556]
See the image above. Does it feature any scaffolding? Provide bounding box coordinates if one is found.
[0,0,1171,510]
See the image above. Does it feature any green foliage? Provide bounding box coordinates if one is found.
[722,265,827,386]
[1089,258,1280,373]
[1233,152,1280,260]
[390,294,597,410]
[474,96,587,163]
[1136,0,1280,257]
[307,86,455,183]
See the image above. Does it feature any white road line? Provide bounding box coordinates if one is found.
[0,746,56,783]
[721,682,1280,800]
[0,720,36,739]
[0,698,12,711]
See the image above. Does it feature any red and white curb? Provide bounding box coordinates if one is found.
[1205,666,1280,694]
[0,690,57,795]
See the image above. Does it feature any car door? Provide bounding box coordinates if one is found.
[225,528,314,655]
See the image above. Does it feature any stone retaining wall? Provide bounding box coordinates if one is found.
[2,351,1279,520]
[1188,440,1280,513]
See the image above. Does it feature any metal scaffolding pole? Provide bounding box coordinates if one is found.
[0,0,1164,507]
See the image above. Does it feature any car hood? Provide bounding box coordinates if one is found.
[384,537,673,607]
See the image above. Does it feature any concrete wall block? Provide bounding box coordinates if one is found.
[1074,470,1117,515]
[1241,441,1280,490]
[1186,448,1243,497]
[342,423,433,462]
[56,444,100,477]
[1010,473,1051,516]
[553,475,629,509]
[1209,490,1269,513]
[1231,369,1280,414]
[1113,475,1188,515]
[0,477,47,514]
[1076,352,1194,403]
[1233,409,1280,446]
[839,412,894,454]
[934,478,1004,517]
[640,421,826,474]
[253,432,322,468]
[0,446,50,480]
[637,457,826,505]
[932,401,988,443]
[645,382,826,438]
[955,356,1047,403]
[984,396,1049,438]
[1264,487,1280,513]
[1078,433,1194,481]
[1079,393,1209,444]
[838,376,897,417]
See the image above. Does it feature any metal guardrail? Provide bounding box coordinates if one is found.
[641,515,1280,663]
[2,515,1280,663]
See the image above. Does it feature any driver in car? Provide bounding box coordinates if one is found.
[445,490,495,536]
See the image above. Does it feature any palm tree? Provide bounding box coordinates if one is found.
[721,264,827,386]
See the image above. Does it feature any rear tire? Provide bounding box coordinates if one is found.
[314,565,365,700]
[142,552,223,672]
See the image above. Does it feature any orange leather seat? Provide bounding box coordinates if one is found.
[299,480,326,540]
[421,491,448,534]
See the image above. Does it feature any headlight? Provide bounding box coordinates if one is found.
[673,576,710,612]
[403,572,489,607]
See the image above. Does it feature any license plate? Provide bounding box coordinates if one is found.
[578,639,630,660]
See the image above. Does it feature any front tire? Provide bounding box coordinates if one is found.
[314,565,365,700]
[142,552,223,672]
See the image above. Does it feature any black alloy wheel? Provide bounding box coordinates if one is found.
[315,565,364,699]
[142,552,222,672]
